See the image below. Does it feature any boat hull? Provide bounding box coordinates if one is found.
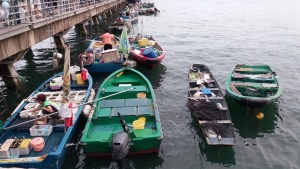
[80,68,163,158]
[130,36,166,68]
[225,64,282,108]
[0,71,93,169]
[187,64,236,146]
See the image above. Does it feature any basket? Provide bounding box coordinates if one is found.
[29,125,53,136]
[133,120,145,130]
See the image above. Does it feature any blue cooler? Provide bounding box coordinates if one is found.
[122,16,130,19]
[142,47,158,58]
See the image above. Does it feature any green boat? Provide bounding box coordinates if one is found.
[225,64,282,107]
[80,68,163,160]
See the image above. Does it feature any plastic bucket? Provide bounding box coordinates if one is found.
[76,73,84,85]
[142,47,157,58]
[137,92,146,98]
[139,117,146,122]
[31,137,45,152]
[133,120,145,130]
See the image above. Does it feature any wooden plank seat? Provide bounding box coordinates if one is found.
[111,107,137,116]
[103,86,148,93]
[125,98,149,106]
[138,105,154,115]
[101,99,125,108]
[229,83,242,95]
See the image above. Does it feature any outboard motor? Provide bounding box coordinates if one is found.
[111,112,130,161]
[111,132,130,161]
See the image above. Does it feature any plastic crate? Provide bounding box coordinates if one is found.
[138,38,149,46]
[29,125,53,136]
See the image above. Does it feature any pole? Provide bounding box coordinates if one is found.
[2,87,135,130]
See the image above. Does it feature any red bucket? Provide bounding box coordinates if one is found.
[31,137,45,152]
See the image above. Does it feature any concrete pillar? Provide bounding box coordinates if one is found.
[0,49,30,88]
[109,10,113,18]
[75,24,87,35]
[53,36,67,50]
[101,12,107,22]
[92,16,99,25]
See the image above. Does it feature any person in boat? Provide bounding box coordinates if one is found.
[117,13,123,23]
[30,93,62,125]
[100,29,116,50]
[125,6,130,16]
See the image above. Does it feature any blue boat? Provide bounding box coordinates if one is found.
[79,39,125,73]
[0,70,93,169]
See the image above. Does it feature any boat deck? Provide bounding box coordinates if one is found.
[187,64,236,146]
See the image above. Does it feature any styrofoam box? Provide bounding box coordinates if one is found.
[0,139,14,159]
[30,125,53,136]
[101,49,118,63]
[18,139,32,156]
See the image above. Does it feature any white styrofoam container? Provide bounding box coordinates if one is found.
[18,139,32,156]
[0,139,14,159]
[30,125,53,136]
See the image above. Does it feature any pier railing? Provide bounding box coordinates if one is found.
[0,0,117,29]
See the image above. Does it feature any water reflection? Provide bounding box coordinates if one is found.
[226,95,279,138]
[135,63,166,89]
[77,153,164,169]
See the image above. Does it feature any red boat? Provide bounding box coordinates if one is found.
[130,36,166,68]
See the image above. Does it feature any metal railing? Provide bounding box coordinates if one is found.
[0,0,118,28]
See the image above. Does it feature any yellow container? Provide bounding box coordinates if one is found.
[76,74,84,85]
[137,92,146,99]
[133,120,145,130]
[138,38,149,46]
[139,117,146,122]
[148,40,156,46]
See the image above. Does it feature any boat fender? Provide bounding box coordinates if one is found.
[111,132,130,161]
[82,89,95,117]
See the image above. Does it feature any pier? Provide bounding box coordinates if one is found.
[0,0,126,88]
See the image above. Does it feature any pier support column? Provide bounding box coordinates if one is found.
[92,16,99,25]
[109,10,113,19]
[53,36,66,50]
[0,49,30,88]
[75,23,87,35]
[101,12,107,22]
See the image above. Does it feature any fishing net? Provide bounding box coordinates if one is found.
[187,99,227,121]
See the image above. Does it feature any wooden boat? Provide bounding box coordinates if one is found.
[130,35,166,68]
[78,39,125,73]
[225,64,282,107]
[120,9,139,24]
[138,2,157,15]
[0,69,93,169]
[187,64,236,146]
[108,21,132,35]
[80,68,163,161]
